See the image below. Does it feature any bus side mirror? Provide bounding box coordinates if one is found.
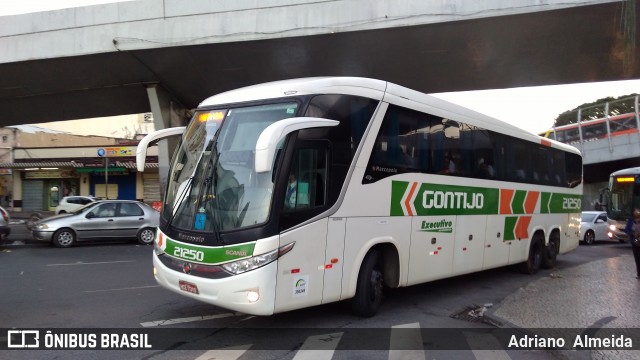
[255,117,339,173]
[136,127,186,172]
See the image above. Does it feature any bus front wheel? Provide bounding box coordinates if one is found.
[351,250,384,317]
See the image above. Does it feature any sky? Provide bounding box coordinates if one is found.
[2,1,640,135]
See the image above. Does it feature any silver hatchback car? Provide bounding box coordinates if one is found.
[32,200,159,248]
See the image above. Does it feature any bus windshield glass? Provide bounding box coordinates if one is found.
[163,102,299,232]
[607,176,638,221]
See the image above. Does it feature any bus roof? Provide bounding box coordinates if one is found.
[198,77,581,156]
[611,167,640,177]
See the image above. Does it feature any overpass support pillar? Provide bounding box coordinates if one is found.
[146,84,188,198]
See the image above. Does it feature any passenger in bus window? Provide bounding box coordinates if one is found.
[439,152,456,174]
[477,158,494,178]
[285,173,298,209]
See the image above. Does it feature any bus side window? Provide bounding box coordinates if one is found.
[284,147,327,212]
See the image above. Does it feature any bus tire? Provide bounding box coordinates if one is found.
[351,250,384,317]
[541,231,559,269]
[518,235,542,275]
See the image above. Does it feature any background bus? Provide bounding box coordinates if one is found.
[605,167,640,242]
[137,77,582,317]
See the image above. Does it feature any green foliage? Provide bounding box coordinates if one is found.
[554,94,639,127]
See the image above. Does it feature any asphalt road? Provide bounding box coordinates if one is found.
[1,222,638,360]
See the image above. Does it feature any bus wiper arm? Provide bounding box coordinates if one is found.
[167,176,193,227]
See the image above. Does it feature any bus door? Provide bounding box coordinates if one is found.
[274,140,333,312]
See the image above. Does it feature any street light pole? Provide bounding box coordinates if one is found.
[104,157,109,199]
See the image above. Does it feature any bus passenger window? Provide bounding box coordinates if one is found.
[283,147,327,212]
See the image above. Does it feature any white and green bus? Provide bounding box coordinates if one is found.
[137,77,582,317]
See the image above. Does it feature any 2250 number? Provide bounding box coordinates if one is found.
[562,197,581,210]
[174,246,205,262]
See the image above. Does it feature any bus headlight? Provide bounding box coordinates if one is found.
[222,242,295,275]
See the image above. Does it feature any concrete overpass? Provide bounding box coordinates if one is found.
[0,0,638,130]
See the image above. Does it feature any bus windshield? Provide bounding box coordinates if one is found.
[607,176,638,221]
[163,102,299,232]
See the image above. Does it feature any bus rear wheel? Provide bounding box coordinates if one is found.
[351,250,384,317]
[518,235,542,275]
[541,232,559,269]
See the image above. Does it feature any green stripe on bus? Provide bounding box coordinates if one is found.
[512,190,527,214]
[541,192,551,214]
[504,217,518,241]
[390,181,581,216]
[164,238,256,265]
[390,181,409,216]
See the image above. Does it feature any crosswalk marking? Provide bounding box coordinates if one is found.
[195,344,251,360]
[463,331,511,360]
[389,322,426,360]
[146,321,516,359]
[292,332,343,360]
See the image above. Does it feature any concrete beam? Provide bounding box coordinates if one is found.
[146,84,188,196]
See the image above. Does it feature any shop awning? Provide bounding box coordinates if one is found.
[0,161,158,170]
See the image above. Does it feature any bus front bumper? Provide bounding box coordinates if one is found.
[152,252,277,316]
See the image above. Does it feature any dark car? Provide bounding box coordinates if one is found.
[32,200,159,248]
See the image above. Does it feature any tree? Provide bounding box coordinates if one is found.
[554,94,639,127]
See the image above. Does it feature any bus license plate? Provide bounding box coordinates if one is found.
[179,280,199,295]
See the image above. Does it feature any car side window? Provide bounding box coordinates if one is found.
[597,214,607,222]
[94,203,117,218]
[80,198,93,205]
[119,203,144,217]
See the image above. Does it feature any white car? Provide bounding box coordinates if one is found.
[579,211,609,245]
[55,196,98,214]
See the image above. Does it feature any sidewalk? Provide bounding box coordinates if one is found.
[492,248,640,359]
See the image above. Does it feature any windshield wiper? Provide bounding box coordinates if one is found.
[167,176,193,228]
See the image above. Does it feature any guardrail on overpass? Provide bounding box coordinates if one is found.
[541,94,640,166]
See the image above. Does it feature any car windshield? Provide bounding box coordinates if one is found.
[581,213,597,223]
[71,202,100,215]
[163,102,298,233]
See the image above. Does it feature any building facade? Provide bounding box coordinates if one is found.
[0,126,160,212]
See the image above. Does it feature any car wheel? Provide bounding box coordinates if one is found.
[137,227,155,245]
[518,234,543,275]
[52,228,76,248]
[58,210,66,214]
[351,250,384,317]
[584,230,595,245]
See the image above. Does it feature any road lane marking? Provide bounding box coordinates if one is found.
[390,322,426,360]
[463,331,511,360]
[196,345,252,360]
[140,312,242,327]
[47,260,136,266]
[83,285,160,293]
[292,332,343,360]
